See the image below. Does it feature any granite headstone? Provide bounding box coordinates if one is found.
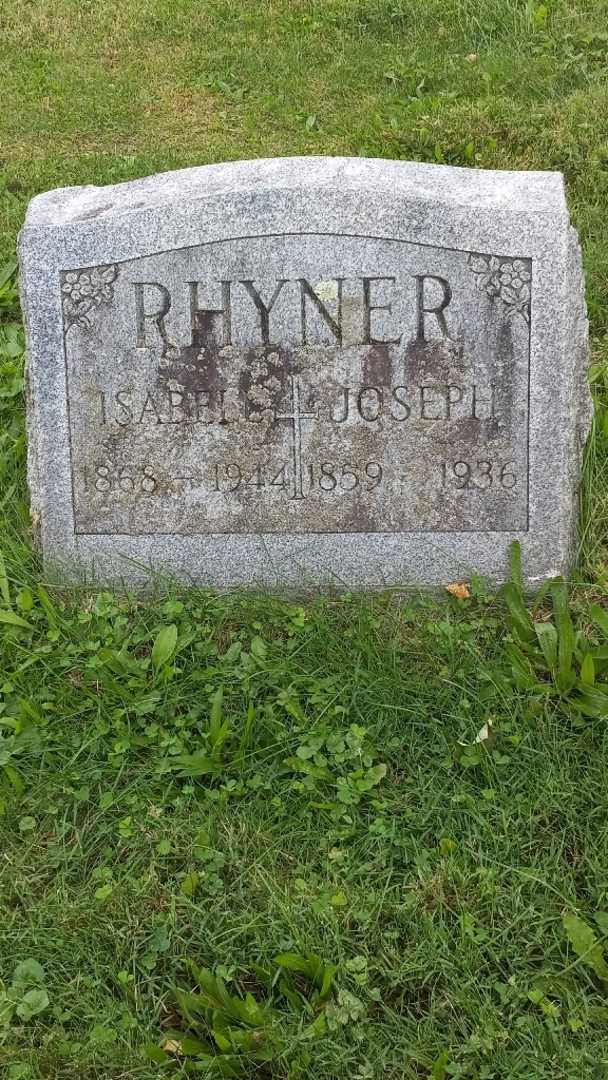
[18,157,592,588]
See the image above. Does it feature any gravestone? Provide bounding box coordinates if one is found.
[19,157,591,588]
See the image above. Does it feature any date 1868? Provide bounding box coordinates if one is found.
[83,463,158,493]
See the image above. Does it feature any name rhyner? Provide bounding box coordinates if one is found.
[131,274,454,351]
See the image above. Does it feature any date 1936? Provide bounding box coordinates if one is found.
[441,460,517,490]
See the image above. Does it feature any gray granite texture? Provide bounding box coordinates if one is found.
[18,156,592,589]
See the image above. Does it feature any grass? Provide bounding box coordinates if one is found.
[1,0,608,1076]
[3,579,608,1078]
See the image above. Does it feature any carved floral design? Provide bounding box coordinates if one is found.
[467,254,531,325]
[62,264,118,331]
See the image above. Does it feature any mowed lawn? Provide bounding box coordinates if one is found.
[2,2,608,1078]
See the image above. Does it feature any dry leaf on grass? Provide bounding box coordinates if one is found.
[162,1039,182,1056]
[474,721,496,746]
[446,582,471,600]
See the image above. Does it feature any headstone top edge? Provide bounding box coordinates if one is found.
[20,156,568,230]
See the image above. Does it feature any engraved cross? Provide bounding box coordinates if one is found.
[275,375,317,500]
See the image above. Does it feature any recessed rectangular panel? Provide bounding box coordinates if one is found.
[63,233,530,536]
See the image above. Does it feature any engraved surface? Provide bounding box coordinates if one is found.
[62,235,530,536]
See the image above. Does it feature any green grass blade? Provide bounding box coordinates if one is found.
[550,580,575,692]
[151,624,177,669]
